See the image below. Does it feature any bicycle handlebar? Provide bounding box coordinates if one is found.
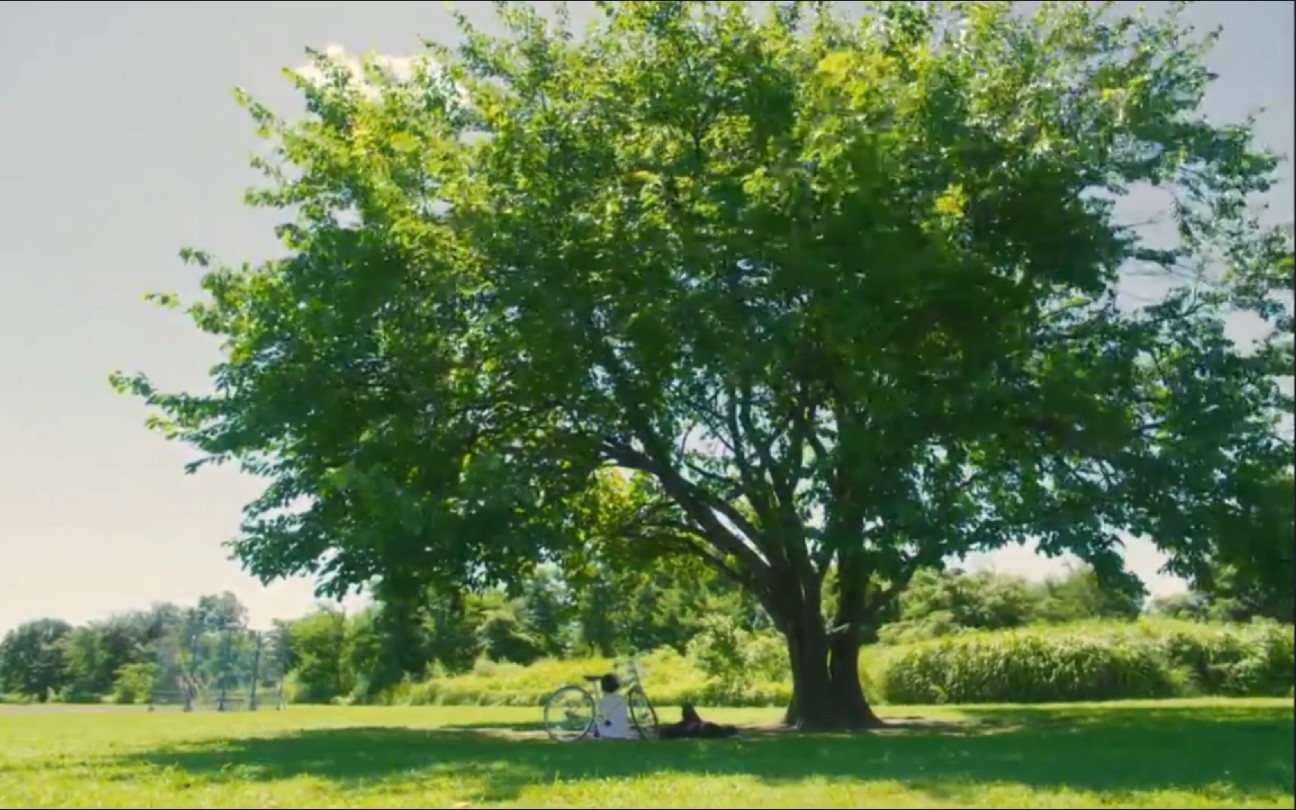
[615,657,645,684]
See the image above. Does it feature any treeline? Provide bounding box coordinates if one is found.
[0,562,1286,706]
[0,592,286,706]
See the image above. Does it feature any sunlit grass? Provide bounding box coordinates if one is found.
[0,699,1290,808]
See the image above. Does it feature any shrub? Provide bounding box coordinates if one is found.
[1144,619,1294,697]
[0,692,35,705]
[881,628,1175,704]
[742,632,792,682]
[403,647,790,708]
[876,611,965,646]
[879,619,1295,705]
[109,663,157,705]
[685,615,750,690]
[684,617,789,685]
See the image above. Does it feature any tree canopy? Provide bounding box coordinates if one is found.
[112,0,1293,729]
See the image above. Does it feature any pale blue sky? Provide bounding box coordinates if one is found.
[0,2,1291,634]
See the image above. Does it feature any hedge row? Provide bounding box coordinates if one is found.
[350,648,794,708]
[312,618,1293,708]
[879,619,1294,704]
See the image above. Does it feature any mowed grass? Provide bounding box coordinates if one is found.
[0,699,1291,808]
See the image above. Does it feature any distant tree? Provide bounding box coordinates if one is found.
[59,626,111,701]
[192,592,249,633]
[114,1,1293,728]
[422,592,479,673]
[58,613,163,702]
[1147,592,1211,621]
[470,591,542,665]
[1035,565,1145,623]
[571,565,623,658]
[898,568,1039,630]
[0,619,72,701]
[284,606,354,703]
[520,566,576,657]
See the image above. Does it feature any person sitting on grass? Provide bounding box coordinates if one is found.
[593,672,636,740]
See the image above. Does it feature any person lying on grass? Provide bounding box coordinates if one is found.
[657,702,739,740]
[593,673,738,740]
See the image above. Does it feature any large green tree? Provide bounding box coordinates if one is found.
[113,1,1292,729]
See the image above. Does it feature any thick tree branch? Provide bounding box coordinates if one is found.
[601,439,775,590]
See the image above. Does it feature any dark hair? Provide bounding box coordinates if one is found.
[600,672,620,694]
[682,703,702,725]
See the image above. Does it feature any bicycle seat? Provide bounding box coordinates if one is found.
[583,675,603,683]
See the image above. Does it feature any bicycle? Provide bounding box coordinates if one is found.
[543,658,659,742]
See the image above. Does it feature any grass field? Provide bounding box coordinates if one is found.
[0,699,1291,808]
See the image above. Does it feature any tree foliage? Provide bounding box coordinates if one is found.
[0,619,72,702]
[880,564,1145,644]
[111,1,1292,728]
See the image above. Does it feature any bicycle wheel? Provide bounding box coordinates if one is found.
[627,686,659,740]
[544,685,596,742]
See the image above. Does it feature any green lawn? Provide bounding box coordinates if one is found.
[0,699,1290,808]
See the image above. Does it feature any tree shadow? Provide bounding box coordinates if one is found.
[106,703,1293,804]
[440,719,549,733]
[438,713,981,736]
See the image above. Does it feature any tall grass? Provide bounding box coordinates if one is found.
[299,618,1293,708]
[393,648,792,708]
[879,618,1294,704]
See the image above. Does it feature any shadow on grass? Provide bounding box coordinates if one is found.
[107,703,1293,804]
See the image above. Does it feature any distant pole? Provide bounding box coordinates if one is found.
[216,623,232,712]
[249,631,262,711]
[183,626,200,712]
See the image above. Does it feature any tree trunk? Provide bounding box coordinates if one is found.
[780,606,884,730]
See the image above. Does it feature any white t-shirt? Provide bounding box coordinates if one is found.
[596,693,635,740]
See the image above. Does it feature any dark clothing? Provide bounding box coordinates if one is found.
[658,703,739,740]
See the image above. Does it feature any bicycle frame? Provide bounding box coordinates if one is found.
[618,658,646,689]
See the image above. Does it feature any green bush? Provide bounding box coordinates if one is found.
[876,610,965,646]
[685,616,750,691]
[685,619,791,691]
[109,663,157,705]
[1139,619,1294,697]
[402,647,791,708]
[881,629,1176,704]
[879,619,1295,705]
[0,691,35,705]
